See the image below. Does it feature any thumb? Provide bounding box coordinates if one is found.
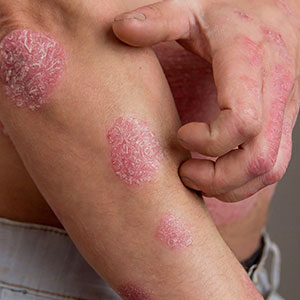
[112,0,192,47]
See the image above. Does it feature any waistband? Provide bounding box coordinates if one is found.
[0,217,120,300]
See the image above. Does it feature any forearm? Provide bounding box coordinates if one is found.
[153,40,275,262]
[0,3,261,299]
[217,186,273,261]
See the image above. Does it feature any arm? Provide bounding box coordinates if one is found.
[0,0,261,298]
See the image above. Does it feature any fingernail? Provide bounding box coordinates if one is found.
[181,176,198,190]
[114,12,146,22]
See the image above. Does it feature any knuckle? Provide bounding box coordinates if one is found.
[263,166,286,185]
[248,151,277,177]
[235,108,261,138]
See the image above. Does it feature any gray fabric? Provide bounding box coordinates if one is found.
[0,217,121,300]
[0,217,284,299]
[249,231,285,300]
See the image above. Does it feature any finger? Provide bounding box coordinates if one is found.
[178,36,263,157]
[179,134,276,196]
[112,0,192,47]
[179,63,294,195]
[216,127,292,202]
[215,92,298,202]
[179,147,258,195]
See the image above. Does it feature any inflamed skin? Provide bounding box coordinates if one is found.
[118,284,153,300]
[0,29,65,110]
[107,117,163,185]
[156,214,193,250]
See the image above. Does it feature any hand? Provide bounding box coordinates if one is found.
[112,0,300,201]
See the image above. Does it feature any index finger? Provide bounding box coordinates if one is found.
[178,36,264,157]
[179,62,294,197]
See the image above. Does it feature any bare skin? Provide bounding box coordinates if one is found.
[0,0,265,299]
[1,0,297,298]
[0,0,280,268]
[0,38,271,263]
[153,41,276,260]
[113,0,300,202]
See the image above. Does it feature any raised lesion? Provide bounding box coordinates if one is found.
[107,116,164,186]
[0,29,66,110]
[156,213,193,250]
[118,283,154,300]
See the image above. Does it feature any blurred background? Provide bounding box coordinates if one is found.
[267,119,300,299]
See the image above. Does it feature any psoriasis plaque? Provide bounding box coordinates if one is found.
[0,29,66,110]
[118,284,153,300]
[157,214,193,250]
[107,117,163,185]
